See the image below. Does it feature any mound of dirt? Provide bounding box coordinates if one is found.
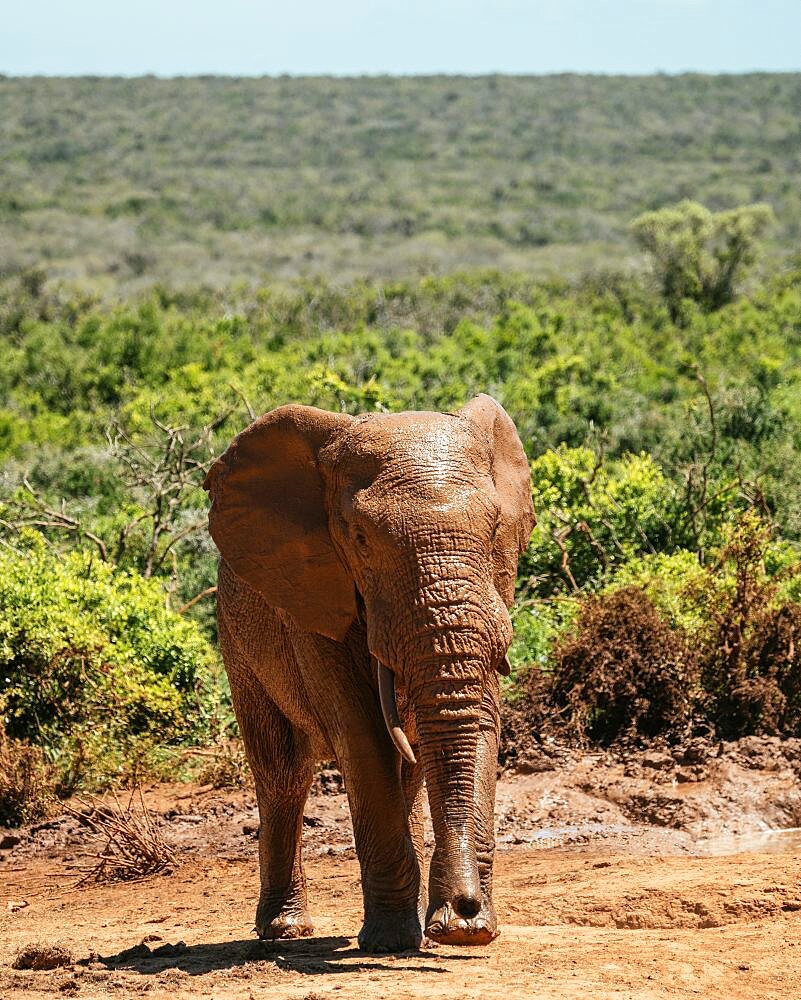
[3,736,801,870]
[12,941,73,971]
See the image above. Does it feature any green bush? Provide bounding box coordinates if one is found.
[608,549,712,634]
[0,531,221,793]
[520,446,677,596]
[503,599,578,699]
[631,200,775,321]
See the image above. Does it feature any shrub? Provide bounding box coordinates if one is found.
[694,516,801,737]
[550,587,697,745]
[504,598,578,694]
[73,789,176,883]
[0,726,54,826]
[630,200,775,321]
[0,530,220,792]
[608,549,711,634]
[521,446,677,596]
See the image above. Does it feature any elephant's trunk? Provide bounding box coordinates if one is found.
[412,656,497,945]
[367,544,508,943]
[418,707,482,917]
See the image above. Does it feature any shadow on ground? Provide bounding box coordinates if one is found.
[98,935,484,976]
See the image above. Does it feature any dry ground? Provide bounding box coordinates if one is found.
[2,743,800,999]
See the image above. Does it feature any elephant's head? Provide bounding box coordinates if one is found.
[204,395,535,944]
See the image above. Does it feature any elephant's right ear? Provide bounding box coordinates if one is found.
[203,405,356,642]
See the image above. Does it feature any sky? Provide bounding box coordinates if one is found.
[1,0,799,77]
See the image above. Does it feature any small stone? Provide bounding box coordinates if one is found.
[8,899,29,913]
[0,833,22,850]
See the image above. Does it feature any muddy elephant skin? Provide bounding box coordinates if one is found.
[203,394,535,952]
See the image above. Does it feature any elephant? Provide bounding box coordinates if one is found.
[203,394,535,953]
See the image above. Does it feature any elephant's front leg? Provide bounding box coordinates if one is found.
[223,629,315,939]
[401,754,428,928]
[250,733,315,941]
[306,639,423,952]
[472,675,501,941]
[343,731,423,952]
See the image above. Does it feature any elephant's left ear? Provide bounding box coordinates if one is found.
[458,394,536,606]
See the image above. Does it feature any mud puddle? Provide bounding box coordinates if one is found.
[698,826,801,856]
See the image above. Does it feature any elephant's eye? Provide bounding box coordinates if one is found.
[353,529,369,555]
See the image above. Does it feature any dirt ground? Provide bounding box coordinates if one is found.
[2,739,800,999]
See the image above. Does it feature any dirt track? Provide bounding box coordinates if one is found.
[2,852,800,999]
[2,744,801,999]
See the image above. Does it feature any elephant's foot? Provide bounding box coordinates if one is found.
[425,899,499,946]
[256,897,314,940]
[357,906,423,954]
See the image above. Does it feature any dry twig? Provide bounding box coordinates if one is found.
[67,787,176,884]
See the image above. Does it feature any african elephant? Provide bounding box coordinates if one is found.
[203,394,534,952]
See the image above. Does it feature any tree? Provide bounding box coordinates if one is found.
[630,200,775,321]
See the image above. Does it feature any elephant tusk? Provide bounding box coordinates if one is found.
[497,653,512,676]
[376,660,417,765]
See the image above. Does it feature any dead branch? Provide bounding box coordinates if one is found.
[107,408,232,576]
[1,483,109,561]
[178,586,218,614]
[66,787,176,885]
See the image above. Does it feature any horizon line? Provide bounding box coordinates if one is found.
[2,68,800,82]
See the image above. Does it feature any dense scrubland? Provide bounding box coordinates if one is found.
[2,73,801,823]
[1,74,800,291]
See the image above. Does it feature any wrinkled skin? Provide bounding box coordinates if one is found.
[204,395,534,952]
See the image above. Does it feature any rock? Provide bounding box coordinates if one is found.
[0,833,22,850]
[514,757,556,775]
[680,739,712,765]
[30,819,63,833]
[8,899,29,913]
[641,752,674,770]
